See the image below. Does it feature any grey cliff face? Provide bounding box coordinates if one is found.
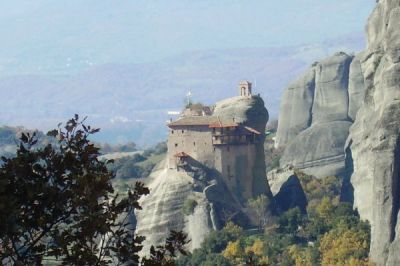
[280,121,352,178]
[275,52,362,178]
[311,52,353,124]
[346,1,400,265]
[277,1,400,264]
[348,54,366,121]
[275,68,315,148]
[274,1,400,264]
[135,162,215,256]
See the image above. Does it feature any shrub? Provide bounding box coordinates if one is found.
[182,198,198,215]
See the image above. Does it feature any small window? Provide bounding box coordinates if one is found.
[193,142,196,146]
[175,143,178,147]
[213,147,216,151]
[171,130,174,134]
[182,130,184,133]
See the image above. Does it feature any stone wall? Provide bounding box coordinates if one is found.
[167,125,214,169]
[215,144,257,200]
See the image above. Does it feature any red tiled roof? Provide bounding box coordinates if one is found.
[168,116,218,127]
[174,152,190,157]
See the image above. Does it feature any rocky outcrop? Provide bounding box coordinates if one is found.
[276,1,400,264]
[345,1,400,265]
[275,52,363,178]
[311,53,353,124]
[135,161,215,255]
[136,95,272,254]
[274,68,315,148]
[267,167,307,213]
[348,54,366,120]
[213,95,272,197]
[281,121,352,177]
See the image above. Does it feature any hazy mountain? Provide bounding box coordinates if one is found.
[0,1,374,77]
[0,36,365,145]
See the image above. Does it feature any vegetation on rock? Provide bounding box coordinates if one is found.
[177,173,371,265]
[182,198,198,216]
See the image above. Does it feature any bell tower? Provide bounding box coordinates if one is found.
[239,80,252,97]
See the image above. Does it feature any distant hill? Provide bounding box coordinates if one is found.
[0,38,364,145]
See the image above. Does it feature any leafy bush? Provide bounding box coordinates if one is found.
[0,116,189,265]
[182,198,198,215]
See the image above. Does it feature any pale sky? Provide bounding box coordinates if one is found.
[0,0,375,74]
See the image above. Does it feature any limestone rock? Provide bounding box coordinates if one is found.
[267,167,307,213]
[311,52,353,124]
[275,68,315,148]
[274,52,363,178]
[270,1,400,264]
[280,121,352,178]
[348,53,366,121]
[135,163,215,255]
[345,1,400,265]
[213,95,269,134]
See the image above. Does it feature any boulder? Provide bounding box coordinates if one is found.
[267,167,307,213]
[213,95,269,134]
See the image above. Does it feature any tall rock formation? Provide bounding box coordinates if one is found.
[213,95,270,198]
[346,0,400,265]
[135,92,272,255]
[275,52,364,178]
[275,1,400,264]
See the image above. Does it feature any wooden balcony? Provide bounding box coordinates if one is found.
[212,134,258,145]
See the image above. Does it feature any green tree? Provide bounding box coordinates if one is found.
[141,230,190,266]
[201,222,243,253]
[182,198,198,216]
[0,115,187,265]
[278,207,303,236]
